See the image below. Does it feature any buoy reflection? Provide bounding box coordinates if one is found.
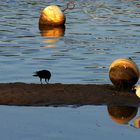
[107,105,138,124]
[39,25,65,48]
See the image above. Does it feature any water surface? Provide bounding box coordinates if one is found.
[0,0,140,84]
[0,105,140,140]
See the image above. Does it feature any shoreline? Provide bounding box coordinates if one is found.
[0,82,139,107]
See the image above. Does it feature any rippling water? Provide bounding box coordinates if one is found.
[0,0,140,84]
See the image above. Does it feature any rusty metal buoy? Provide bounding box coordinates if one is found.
[109,58,139,89]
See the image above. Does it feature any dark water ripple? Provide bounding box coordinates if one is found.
[0,0,140,84]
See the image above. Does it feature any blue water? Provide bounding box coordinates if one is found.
[0,105,140,140]
[1,0,140,84]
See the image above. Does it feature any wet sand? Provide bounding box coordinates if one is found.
[0,83,140,107]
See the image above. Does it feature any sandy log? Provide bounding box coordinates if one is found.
[0,83,140,107]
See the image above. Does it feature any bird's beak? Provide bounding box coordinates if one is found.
[33,72,37,76]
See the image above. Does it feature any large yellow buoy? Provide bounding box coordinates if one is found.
[109,58,139,89]
[107,106,138,124]
[39,5,66,26]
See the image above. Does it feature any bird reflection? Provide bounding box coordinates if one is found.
[39,24,65,48]
[107,105,138,124]
[33,70,51,84]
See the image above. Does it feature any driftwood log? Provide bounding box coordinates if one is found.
[0,83,140,107]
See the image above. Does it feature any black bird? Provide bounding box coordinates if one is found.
[33,70,51,84]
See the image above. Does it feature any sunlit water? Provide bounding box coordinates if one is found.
[0,0,140,84]
[0,0,140,139]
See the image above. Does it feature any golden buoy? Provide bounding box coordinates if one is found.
[39,5,66,26]
[109,58,139,89]
[107,106,138,124]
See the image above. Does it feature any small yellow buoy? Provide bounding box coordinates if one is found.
[109,58,139,89]
[107,106,138,124]
[134,116,140,128]
[134,85,140,98]
[39,5,66,26]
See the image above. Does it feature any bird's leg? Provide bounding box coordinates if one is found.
[40,78,42,84]
[45,78,48,84]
